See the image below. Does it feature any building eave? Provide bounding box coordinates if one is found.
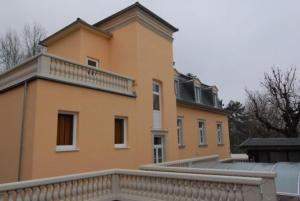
[93,2,178,32]
[177,99,230,115]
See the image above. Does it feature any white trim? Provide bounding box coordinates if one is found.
[216,122,224,145]
[176,116,184,146]
[198,119,207,146]
[194,86,202,104]
[114,116,128,149]
[86,57,99,68]
[56,111,78,152]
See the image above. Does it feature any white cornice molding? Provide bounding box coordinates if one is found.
[96,8,175,41]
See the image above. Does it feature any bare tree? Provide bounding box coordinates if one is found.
[246,66,300,137]
[0,30,23,70]
[23,23,46,58]
[0,23,46,71]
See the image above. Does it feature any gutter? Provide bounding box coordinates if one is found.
[17,81,28,181]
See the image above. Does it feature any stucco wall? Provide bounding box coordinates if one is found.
[30,80,138,179]
[0,81,37,183]
[176,104,231,159]
[0,86,23,183]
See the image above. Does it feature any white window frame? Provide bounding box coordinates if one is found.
[198,120,207,146]
[177,117,184,147]
[114,116,128,149]
[216,122,224,145]
[86,57,99,68]
[56,111,78,152]
[213,94,218,107]
[152,81,161,111]
[194,86,201,103]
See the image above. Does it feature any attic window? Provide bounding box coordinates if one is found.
[87,58,99,67]
[213,93,218,107]
[174,80,180,97]
[194,86,201,104]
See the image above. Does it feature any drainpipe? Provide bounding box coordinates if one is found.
[18,81,28,181]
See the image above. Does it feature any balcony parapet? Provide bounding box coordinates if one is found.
[0,169,263,201]
[141,155,277,201]
[0,54,135,96]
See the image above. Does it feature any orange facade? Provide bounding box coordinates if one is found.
[0,3,230,183]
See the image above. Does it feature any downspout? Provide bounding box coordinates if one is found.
[18,81,28,181]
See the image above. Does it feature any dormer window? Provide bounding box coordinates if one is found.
[213,93,218,107]
[174,80,180,97]
[86,57,99,68]
[194,86,201,104]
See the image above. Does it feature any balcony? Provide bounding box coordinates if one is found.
[0,54,135,96]
[0,169,264,201]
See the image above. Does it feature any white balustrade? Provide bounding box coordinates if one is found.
[0,53,135,96]
[0,169,263,201]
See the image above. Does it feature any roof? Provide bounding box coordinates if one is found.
[94,2,178,32]
[240,138,300,147]
[174,69,227,114]
[40,18,112,47]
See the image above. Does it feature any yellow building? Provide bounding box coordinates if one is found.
[0,2,230,183]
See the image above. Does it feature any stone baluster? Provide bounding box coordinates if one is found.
[65,182,72,201]
[92,178,98,199]
[52,184,59,201]
[16,190,24,201]
[39,186,47,201]
[173,180,179,201]
[71,181,77,201]
[87,178,93,200]
[46,185,54,201]
[219,183,227,201]
[31,187,39,201]
[191,181,198,201]
[82,179,89,201]
[227,184,235,201]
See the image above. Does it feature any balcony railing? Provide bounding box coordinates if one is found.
[141,155,277,201]
[0,54,135,96]
[0,169,264,201]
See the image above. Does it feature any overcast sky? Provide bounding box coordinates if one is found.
[1,0,300,104]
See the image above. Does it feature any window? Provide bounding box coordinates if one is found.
[114,117,127,148]
[86,58,99,67]
[198,120,206,145]
[216,122,224,145]
[174,80,180,97]
[56,112,77,151]
[177,117,184,146]
[213,94,218,107]
[194,86,201,103]
[153,82,160,111]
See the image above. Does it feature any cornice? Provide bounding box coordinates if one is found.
[96,8,175,42]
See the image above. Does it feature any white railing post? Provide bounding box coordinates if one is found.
[37,54,51,77]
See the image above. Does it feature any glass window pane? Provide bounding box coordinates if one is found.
[87,59,97,67]
[57,114,74,145]
[154,137,162,145]
[115,118,124,144]
[153,83,159,92]
[153,94,160,110]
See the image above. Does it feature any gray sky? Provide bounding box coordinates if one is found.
[1,0,300,104]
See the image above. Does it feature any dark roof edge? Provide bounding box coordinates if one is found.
[177,99,230,115]
[40,18,112,47]
[93,2,178,32]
